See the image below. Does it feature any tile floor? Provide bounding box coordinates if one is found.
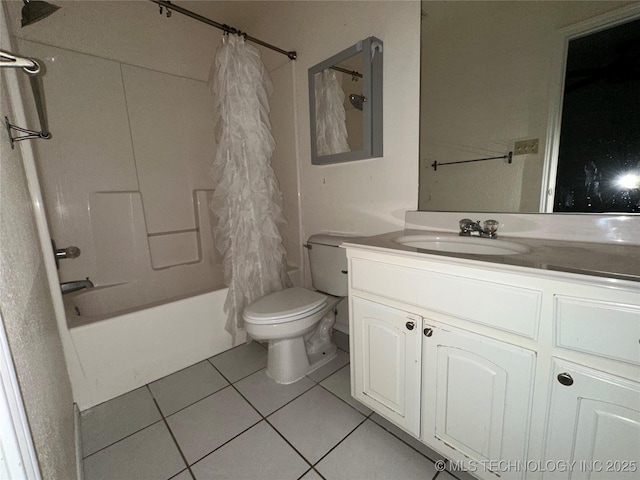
[80,331,464,480]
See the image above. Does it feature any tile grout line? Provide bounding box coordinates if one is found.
[315,380,373,417]
[211,362,317,472]
[80,334,344,416]
[368,414,445,465]
[310,415,369,471]
[154,382,231,419]
[147,386,197,480]
[185,418,264,468]
[297,467,327,480]
[205,359,318,420]
[202,346,367,475]
[167,468,195,480]
[215,362,344,474]
[86,334,355,476]
[204,358,266,384]
[172,363,281,469]
[83,332,443,480]
[81,417,165,460]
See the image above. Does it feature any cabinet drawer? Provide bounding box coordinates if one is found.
[350,258,542,338]
[555,296,640,366]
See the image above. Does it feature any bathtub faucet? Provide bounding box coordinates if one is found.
[60,277,94,295]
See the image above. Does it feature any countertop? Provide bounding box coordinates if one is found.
[342,229,640,284]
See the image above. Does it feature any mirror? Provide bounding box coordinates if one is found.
[418,2,640,213]
[309,36,383,165]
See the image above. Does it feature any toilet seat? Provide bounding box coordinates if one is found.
[243,287,328,325]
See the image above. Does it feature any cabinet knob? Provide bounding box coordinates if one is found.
[557,372,574,386]
[406,321,415,330]
[423,327,433,337]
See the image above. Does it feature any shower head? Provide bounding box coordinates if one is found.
[349,93,366,111]
[21,0,60,27]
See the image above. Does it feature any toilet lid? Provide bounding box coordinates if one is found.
[243,287,327,324]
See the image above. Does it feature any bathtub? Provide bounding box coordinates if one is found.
[65,269,301,410]
[65,283,241,410]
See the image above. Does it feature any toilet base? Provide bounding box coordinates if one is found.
[265,309,338,384]
[266,338,337,384]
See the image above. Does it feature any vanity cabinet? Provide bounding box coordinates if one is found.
[421,321,535,475]
[346,245,640,480]
[542,359,640,480]
[351,297,421,436]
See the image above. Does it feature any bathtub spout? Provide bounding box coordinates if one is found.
[61,277,94,295]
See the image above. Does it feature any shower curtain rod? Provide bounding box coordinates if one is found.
[150,0,297,60]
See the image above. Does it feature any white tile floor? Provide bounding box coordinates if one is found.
[80,331,465,480]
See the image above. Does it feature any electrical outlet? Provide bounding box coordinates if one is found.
[514,139,539,155]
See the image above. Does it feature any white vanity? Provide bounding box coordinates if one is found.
[344,225,640,480]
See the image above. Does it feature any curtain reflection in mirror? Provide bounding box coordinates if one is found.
[314,68,350,156]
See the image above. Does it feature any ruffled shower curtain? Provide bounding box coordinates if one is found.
[208,34,290,340]
[314,68,350,156]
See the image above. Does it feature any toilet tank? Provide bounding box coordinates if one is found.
[307,234,352,297]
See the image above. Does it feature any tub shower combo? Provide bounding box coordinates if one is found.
[2,0,299,409]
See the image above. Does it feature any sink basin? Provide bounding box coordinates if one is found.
[393,235,531,256]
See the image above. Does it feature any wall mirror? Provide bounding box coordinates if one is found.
[309,36,383,165]
[418,2,640,213]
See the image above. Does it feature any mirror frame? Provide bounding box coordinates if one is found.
[308,36,383,165]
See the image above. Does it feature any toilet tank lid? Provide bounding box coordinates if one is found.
[308,233,363,247]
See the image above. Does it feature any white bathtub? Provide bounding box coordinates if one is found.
[65,284,241,410]
[65,269,301,410]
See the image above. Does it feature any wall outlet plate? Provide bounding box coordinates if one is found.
[514,139,539,155]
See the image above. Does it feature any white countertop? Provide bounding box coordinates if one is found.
[343,229,640,284]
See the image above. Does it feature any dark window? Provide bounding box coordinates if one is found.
[554,18,640,213]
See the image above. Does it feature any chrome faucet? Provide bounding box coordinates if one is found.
[60,277,94,295]
[459,219,499,238]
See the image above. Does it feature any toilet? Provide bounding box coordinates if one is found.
[243,234,351,384]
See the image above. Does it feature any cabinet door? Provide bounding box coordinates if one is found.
[351,297,421,436]
[543,359,640,480]
[421,321,535,479]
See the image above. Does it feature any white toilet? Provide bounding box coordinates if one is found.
[243,234,351,384]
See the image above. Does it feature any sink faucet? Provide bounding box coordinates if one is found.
[60,277,94,295]
[459,219,499,238]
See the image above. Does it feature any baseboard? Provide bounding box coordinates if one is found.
[74,403,84,480]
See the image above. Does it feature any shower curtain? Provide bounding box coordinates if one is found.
[208,34,290,340]
[314,68,350,156]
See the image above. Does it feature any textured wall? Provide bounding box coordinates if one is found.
[0,73,76,479]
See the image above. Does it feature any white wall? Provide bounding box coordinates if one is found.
[244,1,421,284]
[418,1,632,213]
[0,47,77,480]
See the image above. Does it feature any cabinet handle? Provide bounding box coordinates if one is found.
[423,327,433,337]
[557,372,574,386]
[406,321,415,330]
